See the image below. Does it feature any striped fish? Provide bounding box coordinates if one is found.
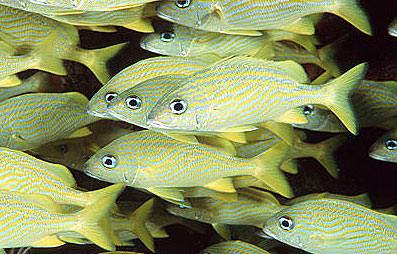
[0,0,157,14]
[147,56,367,136]
[0,190,121,250]
[199,241,271,254]
[107,75,187,129]
[140,24,318,57]
[88,56,219,118]
[0,92,100,150]
[0,147,125,208]
[155,0,372,35]
[388,17,397,37]
[0,4,126,84]
[0,72,53,102]
[293,80,397,132]
[263,198,397,253]
[285,192,372,208]
[369,128,397,163]
[166,188,285,239]
[45,5,155,33]
[83,130,293,201]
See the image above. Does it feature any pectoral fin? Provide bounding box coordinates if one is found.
[204,178,236,193]
[31,235,66,247]
[147,187,185,202]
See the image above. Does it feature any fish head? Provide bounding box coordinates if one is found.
[369,129,397,163]
[88,83,121,119]
[155,0,214,28]
[140,25,197,56]
[147,79,212,132]
[107,75,187,128]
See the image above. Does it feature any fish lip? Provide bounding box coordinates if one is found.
[146,119,173,130]
[87,106,107,117]
[369,153,387,161]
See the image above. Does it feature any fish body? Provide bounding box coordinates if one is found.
[0,92,100,150]
[293,80,397,132]
[107,75,187,129]
[285,192,372,208]
[155,0,372,35]
[84,130,292,200]
[199,240,271,254]
[140,24,317,57]
[88,56,218,118]
[369,128,397,163]
[0,147,124,207]
[0,190,121,250]
[263,198,397,253]
[147,56,367,135]
[388,17,397,37]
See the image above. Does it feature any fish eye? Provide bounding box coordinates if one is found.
[303,105,314,115]
[105,92,118,103]
[278,215,294,231]
[170,99,187,115]
[386,139,397,150]
[59,144,68,153]
[101,155,117,169]
[160,32,175,42]
[125,95,142,110]
[175,0,190,8]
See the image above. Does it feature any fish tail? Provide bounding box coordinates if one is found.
[333,0,372,35]
[86,183,126,206]
[252,142,294,198]
[280,159,299,174]
[0,75,21,87]
[124,18,154,33]
[127,198,155,252]
[352,193,372,208]
[33,35,68,76]
[78,42,128,84]
[75,183,125,251]
[322,62,367,135]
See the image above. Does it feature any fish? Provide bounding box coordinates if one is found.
[155,0,372,35]
[87,56,219,118]
[147,56,367,136]
[140,24,318,57]
[28,121,134,171]
[0,4,126,84]
[0,0,158,14]
[199,240,271,254]
[0,190,121,250]
[263,198,397,253]
[0,74,21,87]
[0,92,101,150]
[166,188,286,239]
[84,130,293,201]
[0,147,126,208]
[44,5,155,33]
[293,80,397,132]
[284,192,372,208]
[0,72,55,102]
[388,17,397,37]
[369,128,397,163]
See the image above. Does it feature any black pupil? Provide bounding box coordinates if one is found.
[174,102,183,111]
[163,33,172,40]
[129,99,138,107]
[282,220,290,228]
[387,140,397,148]
[59,144,67,153]
[303,105,312,114]
[105,158,113,165]
[107,94,115,101]
[177,0,187,5]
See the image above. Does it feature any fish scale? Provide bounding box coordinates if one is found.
[263,198,397,253]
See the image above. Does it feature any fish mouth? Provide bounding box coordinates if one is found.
[87,106,107,117]
[146,119,174,130]
[368,153,387,161]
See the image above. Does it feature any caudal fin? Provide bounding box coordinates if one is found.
[323,63,367,135]
[332,0,373,35]
[75,183,125,251]
[127,198,155,252]
[252,142,294,198]
[86,183,127,206]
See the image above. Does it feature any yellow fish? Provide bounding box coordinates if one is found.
[199,241,271,254]
[369,128,397,163]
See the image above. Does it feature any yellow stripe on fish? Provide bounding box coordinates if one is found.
[88,56,219,118]
[155,0,372,35]
[263,198,397,253]
[199,241,271,254]
[0,92,100,150]
[84,130,293,200]
[140,24,318,57]
[147,56,367,136]
[369,128,397,163]
[0,190,121,250]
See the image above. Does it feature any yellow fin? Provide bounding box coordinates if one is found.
[124,18,154,33]
[253,42,276,59]
[31,235,66,247]
[45,161,77,187]
[212,223,231,240]
[218,125,258,133]
[276,108,308,124]
[260,121,295,146]
[68,127,93,139]
[147,187,185,201]
[280,159,299,174]
[76,26,117,33]
[165,133,200,144]
[21,192,63,213]
[61,92,90,107]
[199,136,237,156]
[86,183,127,206]
[271,60,310,83]
[204,178,236,193]
[0,75,21,87]
[252,143,294,198]
[282,16,315,35]
[217,132,247,144]
[243,187,281,206]
[0,40,17,55]
[151,228,169,238]
[323,63,367,135]
[331,0,373,35]
[311,71,333,85]
[223,29,264,36]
